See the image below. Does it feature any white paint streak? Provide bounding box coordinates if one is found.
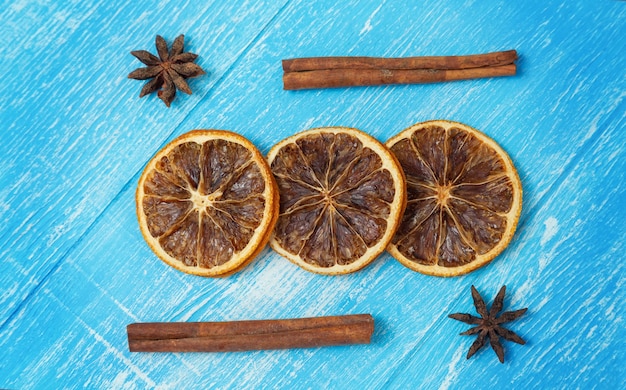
[359,4,382,35]
[604,301,616,321]
[110,371,130,388]
[48,292,156,388]
[67,261,140,323]
[540,216,559,246]
[437,345,465,390]
[8,0,28,12]
[178,294,214,322]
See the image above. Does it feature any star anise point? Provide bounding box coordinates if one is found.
[449,285,527,363]
[128,34,206,107]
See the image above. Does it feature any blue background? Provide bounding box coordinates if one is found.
[1,0,624,388]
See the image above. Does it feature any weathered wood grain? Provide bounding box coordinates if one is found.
[1,0,625,388]
[0,0,290,327]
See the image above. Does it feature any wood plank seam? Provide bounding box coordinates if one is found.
[0,0,294,335]
[514,94,626,234]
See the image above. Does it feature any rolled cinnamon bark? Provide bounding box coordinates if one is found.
[283,64,516,90]
[127,314,375,352]
[282,50,517,72]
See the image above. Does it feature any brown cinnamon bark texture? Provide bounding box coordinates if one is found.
[127,314,374,352]
[282,50,517,90]
[283,50,517,72]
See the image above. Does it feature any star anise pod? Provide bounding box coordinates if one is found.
[448,285,527,363]
[128,34,206,107]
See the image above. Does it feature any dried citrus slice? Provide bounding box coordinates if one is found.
[386,120,522,276]
[136,130,279,277]
[267,127,406,275]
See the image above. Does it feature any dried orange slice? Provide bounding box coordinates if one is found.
[386,120,522,276]
[136,130,279,277]
[267,127,406,275]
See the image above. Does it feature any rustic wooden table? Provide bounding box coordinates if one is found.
[1,1,624,388]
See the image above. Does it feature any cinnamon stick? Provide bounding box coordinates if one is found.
[283,64,516,90]
[282,49,517,72]
[127,314,374,352]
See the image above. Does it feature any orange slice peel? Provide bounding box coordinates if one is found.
[386,120,522,276]
[136,130,279,277]
[267,127,406,275]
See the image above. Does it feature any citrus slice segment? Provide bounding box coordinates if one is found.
[267,127,406,275]
[136,130,279,277]
[386,120,522,276]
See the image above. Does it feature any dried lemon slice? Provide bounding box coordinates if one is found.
[136,130,279,277]
[386,120,522,276]
[267,127,406,275]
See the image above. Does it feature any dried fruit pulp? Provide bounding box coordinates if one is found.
[136,130,278,277]
[386,120,522,276]
[267,127,406,275]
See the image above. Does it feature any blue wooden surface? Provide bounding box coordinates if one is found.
[1,0,625,388]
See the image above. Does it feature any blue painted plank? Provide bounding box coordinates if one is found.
[0,272,155,388]
[1,0,625,388]
[2,114,623,387]
[0,0,289,326]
